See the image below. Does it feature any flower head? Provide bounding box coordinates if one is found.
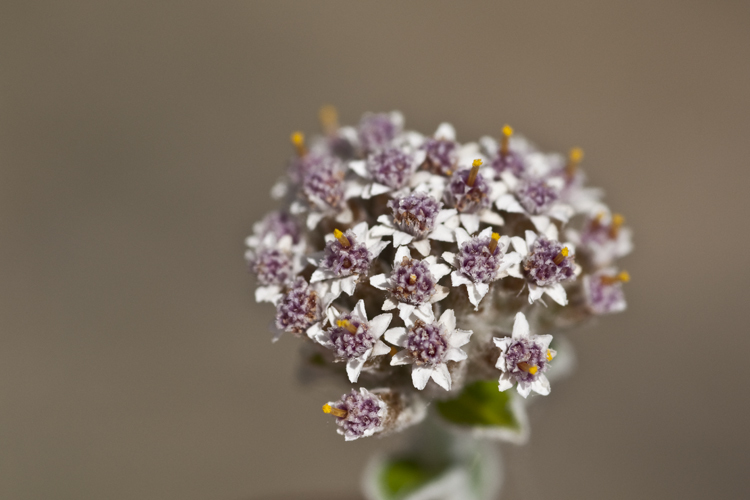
[323,388,387,441]
[511,230,578,305]
[358,112,404,153]
[274,277,326,341]
[584,269,629,315]
[494,312,555,398]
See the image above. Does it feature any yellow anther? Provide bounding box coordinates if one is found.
[336,319,358,334]
[290,131,307,157]
[409,274,417,285]
[322,404,348,418]
[546,349,555,362]
[517,361,536,373]
[467,159,482,187]
[609,214,625,238]
[488,232,500,253]
[528,366,539,375]
[318,105,339,135]
[501,125,513,156]
[553,247,569,266]
[566,147,584,177]
[601,271,630,286]
[333,229,351,248]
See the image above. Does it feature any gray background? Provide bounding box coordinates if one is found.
[1,1,748,499]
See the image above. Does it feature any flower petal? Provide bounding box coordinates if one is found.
[531,375,551,396]
[369,273,389,290]
[449,329,473,348]
[459,213,480,234]
[384,327,408,346]
[392,230,415,248]
[512,312,530,339]
[391,349,413,366]
[438,308,456,332]
[372,340,391,357]
[412,238,431,256]
[444,347,468,362]
[544,283,568,306]
[412,366,433,390]
[431,363,452,391]
[498,373,514,392]
[368,313,393,339]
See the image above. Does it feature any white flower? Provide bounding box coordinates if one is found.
[385,308,472,391]
[310,222,389,300]
[245,233,306,304]
[494,171,574,235]
[493,312,555,398]
[442,227,522,310]
[347,148,426,200]
[369,246,451,321]
[511,229,580,306]
[310,299,393,383]
[566,211,633,268]
[370,186,459,256]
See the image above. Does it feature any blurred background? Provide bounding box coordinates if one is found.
[1,1,749,499]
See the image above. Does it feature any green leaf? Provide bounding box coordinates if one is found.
[380,459,441,499]
[436,380,520,429]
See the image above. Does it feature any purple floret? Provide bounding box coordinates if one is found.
[515,179,558,215]
[421,138,458,176]
[275,278,320,334]
[367,147,415,190]
[255,211,301,245]
[302,158,345,210]
[444,168,491,214]
[406,321,448,366]
[321,230,372,277]
[388,192,442,239]
[502,338,548,383]
[523,237,575,286]
[328,313,374,359]
[332,389,385,439]
[358,113,400,152]
[458,235,503,284]
[252,248,294,286]
[389,258,437,305]
[491,151,525,177]
[584,274,627,315]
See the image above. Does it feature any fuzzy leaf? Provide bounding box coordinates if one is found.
[436,380,520,429]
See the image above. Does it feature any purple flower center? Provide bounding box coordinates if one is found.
[421,138,458,176]
[255,211,301,245]
[275,278,319,334]
[584,274,626,315]
[444,168,491,214]
[321,230,372,277]
[458,236,503,284]
[515,179,558,215]
[302,159,345,210]
[358,113,400,152]
[328,313,374,359]
[406,321,448,365]
[333,389,384,439]
[389,258,437,305]
[491,151,525,177]
[367,148,415,190]
[523,237,575,286]
[252,248,294,286]
[503,338,547,383]
[388,192,442,239]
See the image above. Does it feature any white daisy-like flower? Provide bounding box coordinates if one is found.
[309,299,393,383]
[323,387,388,441]
[493,312,555,398]
[347,147,426,200]
[566,211,633,268]
[369,246,451,321]
[245,233,307,304]
[494,170,574,235]
[385,308,472,391]
[272,277,332,343]
[511,230,580,306]
[442,227,522,310]
[370,187,458,256]
[309,222,389,300]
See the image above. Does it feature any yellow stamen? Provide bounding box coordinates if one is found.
[500,125,513,156]
[566,147,584,177]
[322,404,348,418]
[333,229,351,248]
[389,346,398,356]
[546,349,555,362]
[517,361,538,374]
[467,159,482,187]
[553,247,569,266]
[601,271,630,286]
[488,232,500,253]
[609,214,624,238]
[336,319,358,334]
[409,274,417,285]
[318,105,339,135]
[290,131,307,157]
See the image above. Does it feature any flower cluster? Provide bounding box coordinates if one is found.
[245,109,633,441]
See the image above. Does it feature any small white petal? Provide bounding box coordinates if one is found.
[340,275,358,296]
[544,283,568,306]
[444,347,468,362]
[412,306,435,323]
[392,231,415,248]
[459,213,480,234]
[369,182,391,197]
[255,286,282,304]
[532,375,551,396]
[430,285,449,303]
[527,283,545,303]
[529,215,552,234]
[369,240,390,259]
[430,263,451,281]
[435,208,458,225]
[384,327,408,346]
[466,282,490,310]
[431,363,452,391]
[479,209,505,226]
[454,227,471,247]
[382,298,398,311]
[511,236,528,256]
[307,212,325,230]
[371,340,391,357]
[438,309,456,333]
[449,329,473,348]
[434,122,456,141]
[353,299,368,321]
[512,312,530,339]
[429,224,455,242]
[517,382,532,398]
[524,230,537,249]
[441,252,456,266]
[412,366,433,390]
[498,374,514,392]
[391,350,414,366]
[398,303,416,322]
[335,208,353,224]
[393,245,412,265]
[451,271,473,287]
[495,194,525,213]
[412,238,431,256]
[346,354,369,383]
[478,227,493,240]
[368,313,393,339]
[348,160,369,178]
[369,274,389,290]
